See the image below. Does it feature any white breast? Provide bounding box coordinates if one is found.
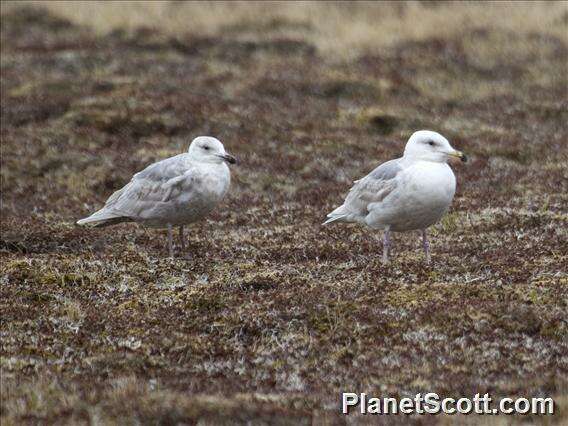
[400,162,456,230]
[177,163,230,223]
[409,161,455,203]
[143,162,230,227]
[366,161,456,232]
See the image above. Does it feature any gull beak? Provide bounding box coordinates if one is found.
[449,150,468,163]
[217,153,237,164]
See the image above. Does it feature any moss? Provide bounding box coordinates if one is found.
[383,285,441,308]
[183,293,227,314]
[437,211,462,234]
[307,301,358,334]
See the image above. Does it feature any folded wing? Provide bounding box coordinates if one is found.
[77,154,194,226]
[324,159,402,224]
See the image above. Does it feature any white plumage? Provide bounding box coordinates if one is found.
[77,136,236,257]
[324,130,466,263]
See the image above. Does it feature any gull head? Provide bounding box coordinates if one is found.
[188,136,236,165]
[403,130,467,163]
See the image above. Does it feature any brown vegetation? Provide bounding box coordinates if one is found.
[1,2,567,424]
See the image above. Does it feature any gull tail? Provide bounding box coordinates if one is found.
[323,205,348,225]
[77,208,131,227]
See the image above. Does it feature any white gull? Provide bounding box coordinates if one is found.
[324,130,466,263]
[77,136,236,257]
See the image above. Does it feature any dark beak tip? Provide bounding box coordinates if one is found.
[226,155,237,164]
[461,154,468,163]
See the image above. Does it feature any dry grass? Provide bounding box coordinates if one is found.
[1,1,567,55]
[1,2,567,425]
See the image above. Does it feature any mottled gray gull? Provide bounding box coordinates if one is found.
[77,136,236,257]
[324,130,466,263]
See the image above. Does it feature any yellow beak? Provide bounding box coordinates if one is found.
[449,150,467,163]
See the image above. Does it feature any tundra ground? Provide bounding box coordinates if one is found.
[1,3,567,425]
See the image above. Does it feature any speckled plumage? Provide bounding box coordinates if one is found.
[77,136,236,256]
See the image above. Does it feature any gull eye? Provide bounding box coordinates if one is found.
[202,145,210,151]
[428,141,435,146]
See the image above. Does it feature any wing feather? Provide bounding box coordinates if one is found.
[330,159,403,221]
[100,154,194,219]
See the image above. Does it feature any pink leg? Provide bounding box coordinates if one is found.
[167,224,174,257]
[178,225,186,251]
[382,228,391,264]
[421,229,431,264]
